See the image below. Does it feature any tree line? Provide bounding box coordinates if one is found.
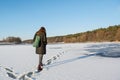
[1,25,120,44]
[47,25,120,43]
[2,37,22,44]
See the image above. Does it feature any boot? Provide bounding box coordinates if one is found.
[38,64,43,71]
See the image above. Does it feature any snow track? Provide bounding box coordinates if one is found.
[0,42,120,80]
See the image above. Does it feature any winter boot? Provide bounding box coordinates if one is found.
[38,64,43,71]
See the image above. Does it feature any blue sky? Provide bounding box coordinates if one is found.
[0,0,120,40]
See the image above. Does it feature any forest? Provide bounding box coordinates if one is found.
[47,25,120,43]
[1,25,120,44]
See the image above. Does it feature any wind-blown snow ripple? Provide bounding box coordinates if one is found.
[86,43,120,58]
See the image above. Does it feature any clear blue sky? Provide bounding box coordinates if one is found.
[0,0,120,40]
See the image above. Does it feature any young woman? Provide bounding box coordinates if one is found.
[33,27,47,71]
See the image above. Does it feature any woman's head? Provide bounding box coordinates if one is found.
[37,26,46,35]
[40,27,46,32]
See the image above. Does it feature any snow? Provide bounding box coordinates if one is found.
[0,42,120,80]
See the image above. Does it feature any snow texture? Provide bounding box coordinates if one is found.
[0,42,120,80]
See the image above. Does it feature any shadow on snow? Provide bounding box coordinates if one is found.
[44,53,100,68]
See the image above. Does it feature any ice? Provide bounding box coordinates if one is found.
[85,42,120,57]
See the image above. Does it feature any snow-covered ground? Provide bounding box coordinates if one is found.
[0,42,120,80]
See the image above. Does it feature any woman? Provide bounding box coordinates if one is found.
[33,27,47,71]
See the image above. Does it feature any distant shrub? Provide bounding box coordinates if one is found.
[5,37,22,44]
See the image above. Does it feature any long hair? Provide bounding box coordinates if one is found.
[36,27,46,35]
